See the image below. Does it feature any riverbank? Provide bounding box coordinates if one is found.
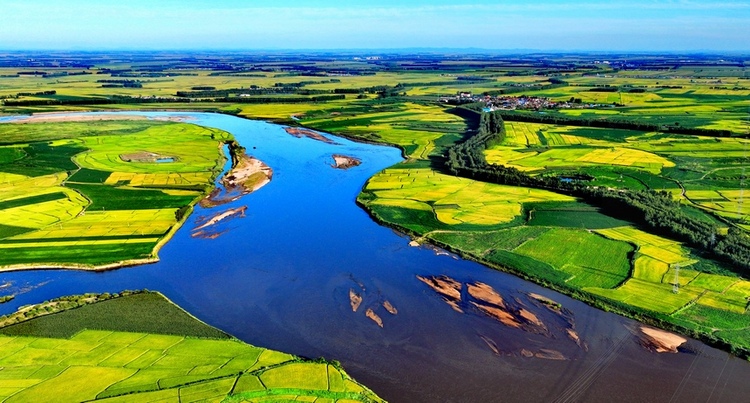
[0,114,262,273]
[0,290,385,402]
[6,112,194,123]
[355,195,750,360]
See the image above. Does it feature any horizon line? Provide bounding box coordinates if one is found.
[1,47,750,55]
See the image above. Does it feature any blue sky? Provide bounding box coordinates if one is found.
[1,0,749,51]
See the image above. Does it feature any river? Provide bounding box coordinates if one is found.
[1,112,749,402]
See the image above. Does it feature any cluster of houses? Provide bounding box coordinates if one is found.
[439,92,614,111]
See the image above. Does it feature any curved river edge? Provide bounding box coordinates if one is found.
[2,110,747,360]
[356,188,750,361]
[0,116,269,273]
[1,111,750,401]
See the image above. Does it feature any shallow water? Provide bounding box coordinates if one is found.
[1,112,749,402]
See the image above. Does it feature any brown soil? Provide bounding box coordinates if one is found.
[190,229,228,240]
[366,308,384,328]
[284,127,338,144]
[567,329,581,345]
[528,293,562,312]
[349,289,363,312]
[467,282,505,309]
[331,154,361,170]
[222,154,273,192]
[479,335,501,355]
[471,302,521,328]
[191,206,246,236]
[518,308,545,329]
[534,349,567,360]
[637,326,687,353]
[383,300,398,315]
[417,275,462,301]
[201,154,272,207]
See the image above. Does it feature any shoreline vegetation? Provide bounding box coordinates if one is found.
[1,53,750,361]
[355,108,750,359]
[0,114,270,273]
[0,290,385,402]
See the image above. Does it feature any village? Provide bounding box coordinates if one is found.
[439,92,617,111]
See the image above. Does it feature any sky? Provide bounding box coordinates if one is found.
[0,0,749,52]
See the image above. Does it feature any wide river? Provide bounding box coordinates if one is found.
[1,112,749,402]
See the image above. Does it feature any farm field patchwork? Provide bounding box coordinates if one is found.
[2,54,750,360]
[0,292,383,403]
[361,167,573,232]
[0,120,232,269]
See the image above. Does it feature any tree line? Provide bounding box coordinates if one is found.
[444,107,750,275]
[2,94,346,107]
[492,108,736,138]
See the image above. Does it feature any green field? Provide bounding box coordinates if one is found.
[0,292,384,403]
[2,54,750,357]
[0,121,232,269]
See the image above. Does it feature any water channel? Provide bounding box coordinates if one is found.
[1,112,749,402]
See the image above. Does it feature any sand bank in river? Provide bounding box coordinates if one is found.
[201,154,272,207]
[284,127,338,144]
[349,289,363,312]
[191,206,247,239]
[366,308,384,328]
[637,326,687,353]
[332,154,361,169]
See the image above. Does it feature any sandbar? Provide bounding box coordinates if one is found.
[332,154,361,170]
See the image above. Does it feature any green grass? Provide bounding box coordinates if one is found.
[0,292,229,339]
[0,120,230,268]
[0,243,156,266]
[0,192,67,210]
[587,279,702,314]
[429,226,550,255]
[0,292,385,403]
[514,228,634,288]
[66,167,112,183]
[486,250,570,285]
[527,204,631,229]
[0,121,166,145]
[67,183,197,210]
[0,142,86,177]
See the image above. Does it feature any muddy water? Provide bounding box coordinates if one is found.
[1,112,750,402]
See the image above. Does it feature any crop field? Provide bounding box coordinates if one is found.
[484,120,750,220]
[0,121,230,268]
[2,54,750,357]
[362,167,573,229]
[514,228,633,288]
[302,102,466,160]
[0,292,383,403]
[487,145,673,174]
[527,202,631,229]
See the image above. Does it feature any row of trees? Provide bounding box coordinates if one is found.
[494,108,736,138]
[444,107,750,275]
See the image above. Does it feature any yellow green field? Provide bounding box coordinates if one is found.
[0,121,231,268]
[365,167,573,226]
[0,292,384,403]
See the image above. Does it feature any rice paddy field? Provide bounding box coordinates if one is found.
[0,292,383,403]
[3,53,750,356]
[0,120,231,268]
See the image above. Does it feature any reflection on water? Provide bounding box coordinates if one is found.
[1,112,749,402]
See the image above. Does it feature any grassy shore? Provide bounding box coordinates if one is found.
[0,291,385,402]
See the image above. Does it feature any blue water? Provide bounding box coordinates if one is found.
[1,112,748,402]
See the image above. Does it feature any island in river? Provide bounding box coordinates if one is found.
[0,116,270,271]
